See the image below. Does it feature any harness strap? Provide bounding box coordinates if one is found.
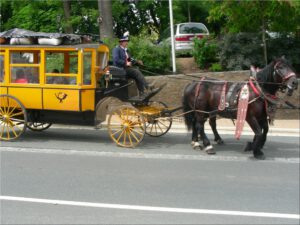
[249,78,260,96]
[194,77,206,109]
[218,81,227,111]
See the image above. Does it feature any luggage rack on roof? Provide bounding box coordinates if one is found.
[0,28,92,46]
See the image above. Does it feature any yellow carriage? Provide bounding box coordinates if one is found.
[0,29,172,147]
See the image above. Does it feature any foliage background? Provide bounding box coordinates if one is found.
[1,0,299,73]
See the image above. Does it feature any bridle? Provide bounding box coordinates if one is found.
[273,61,296,82]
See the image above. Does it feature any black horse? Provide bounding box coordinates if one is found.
[182,57,298,159]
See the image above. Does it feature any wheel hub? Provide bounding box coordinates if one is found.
[2,114,10,123]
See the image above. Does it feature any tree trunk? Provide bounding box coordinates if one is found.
[262,18,268,66]
[98,0,114,39]
[187,1,191,22]
[260,1,268,66]
[62,0,73,33]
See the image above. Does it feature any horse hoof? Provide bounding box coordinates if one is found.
[254,153,266,160]
[215,139,224,145]
[244,142,253,152]
[204,145,215,155]
[192,142,203,150]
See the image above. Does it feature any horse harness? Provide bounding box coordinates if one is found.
[193,76,277,122]
[194,78,243,112]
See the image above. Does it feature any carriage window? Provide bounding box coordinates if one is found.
[0,55,4,83]
[10,51,40,64]
[10,67,39,84]
[98,52,108,70]
[10,51,40,84]
[45,51,78,85]
[83,52,92,85]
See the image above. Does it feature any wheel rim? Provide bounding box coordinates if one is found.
[144,102,172,137]
[0,95,27,140]
[27,122,52,131]
[108,106,145,148]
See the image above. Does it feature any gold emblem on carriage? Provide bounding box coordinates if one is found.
[55,92,68,103]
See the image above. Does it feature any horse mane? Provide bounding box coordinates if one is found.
[255,61,275,84]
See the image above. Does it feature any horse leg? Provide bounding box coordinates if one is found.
[259,118,269,149]
[198,119,215,155]
[209,117,224,145]
[244,118,269,151]
[191,118,202,150]
[247,117,265,160]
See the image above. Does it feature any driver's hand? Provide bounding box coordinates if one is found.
[137,60,144,66]
[126,61,132,67]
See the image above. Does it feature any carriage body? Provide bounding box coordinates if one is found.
[0,42,171,146]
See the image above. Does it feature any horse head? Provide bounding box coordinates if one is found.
[273,57,298,96]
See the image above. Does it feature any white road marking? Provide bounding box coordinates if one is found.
[1,147,299,163]
[1,196,299,219]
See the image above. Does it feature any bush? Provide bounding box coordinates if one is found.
[267,34,300,72]
[192,38,218,69]
[209,63,222,72]
[218,33,263,71]
[218,32,300,72]
[128,36,171,75]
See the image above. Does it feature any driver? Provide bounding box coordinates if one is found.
[112,32,156,98]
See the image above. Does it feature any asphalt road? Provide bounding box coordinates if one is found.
[1,128,299,224]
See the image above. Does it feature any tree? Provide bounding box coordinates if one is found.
[208,0,300,65]
[1,0,65,32]
[98,0,114,39]
[62,0,73,33]
[1,0,100,35]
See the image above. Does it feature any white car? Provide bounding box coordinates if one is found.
[160,22,209,53]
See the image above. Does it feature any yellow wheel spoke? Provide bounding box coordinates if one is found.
[7,105,17,116]
[116,129,125,142]
[10,125,19,138]
[10,118,25,123]
[111,128,123,136]
[0,107,5,115]
[126,108,129,121]
[6,125,10,139]
[130,127,144,136]
[129,129,140,142]
[123,129,127,145]
[128,131,133,146]
[0,123,5,137]
[10,111,24,117]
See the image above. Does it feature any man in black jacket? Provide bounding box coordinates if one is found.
[112,33,154,97]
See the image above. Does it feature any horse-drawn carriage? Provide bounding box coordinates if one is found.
[1,29,298,159]
[0,30,172,147]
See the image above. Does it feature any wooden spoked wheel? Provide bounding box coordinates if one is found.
[0,95,27,140]
[144,102,172,137]
[108,106,145,148]
[27,122,52,131]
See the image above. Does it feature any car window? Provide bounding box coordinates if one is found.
[179,23,208,34]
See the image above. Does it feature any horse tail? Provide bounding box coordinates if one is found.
[182,83,194,131]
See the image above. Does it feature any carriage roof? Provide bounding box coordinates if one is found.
[0,43,106,50]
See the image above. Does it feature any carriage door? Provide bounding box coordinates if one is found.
[80,50,95,111]
[43,50,80,111]
[0,52,6,94]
